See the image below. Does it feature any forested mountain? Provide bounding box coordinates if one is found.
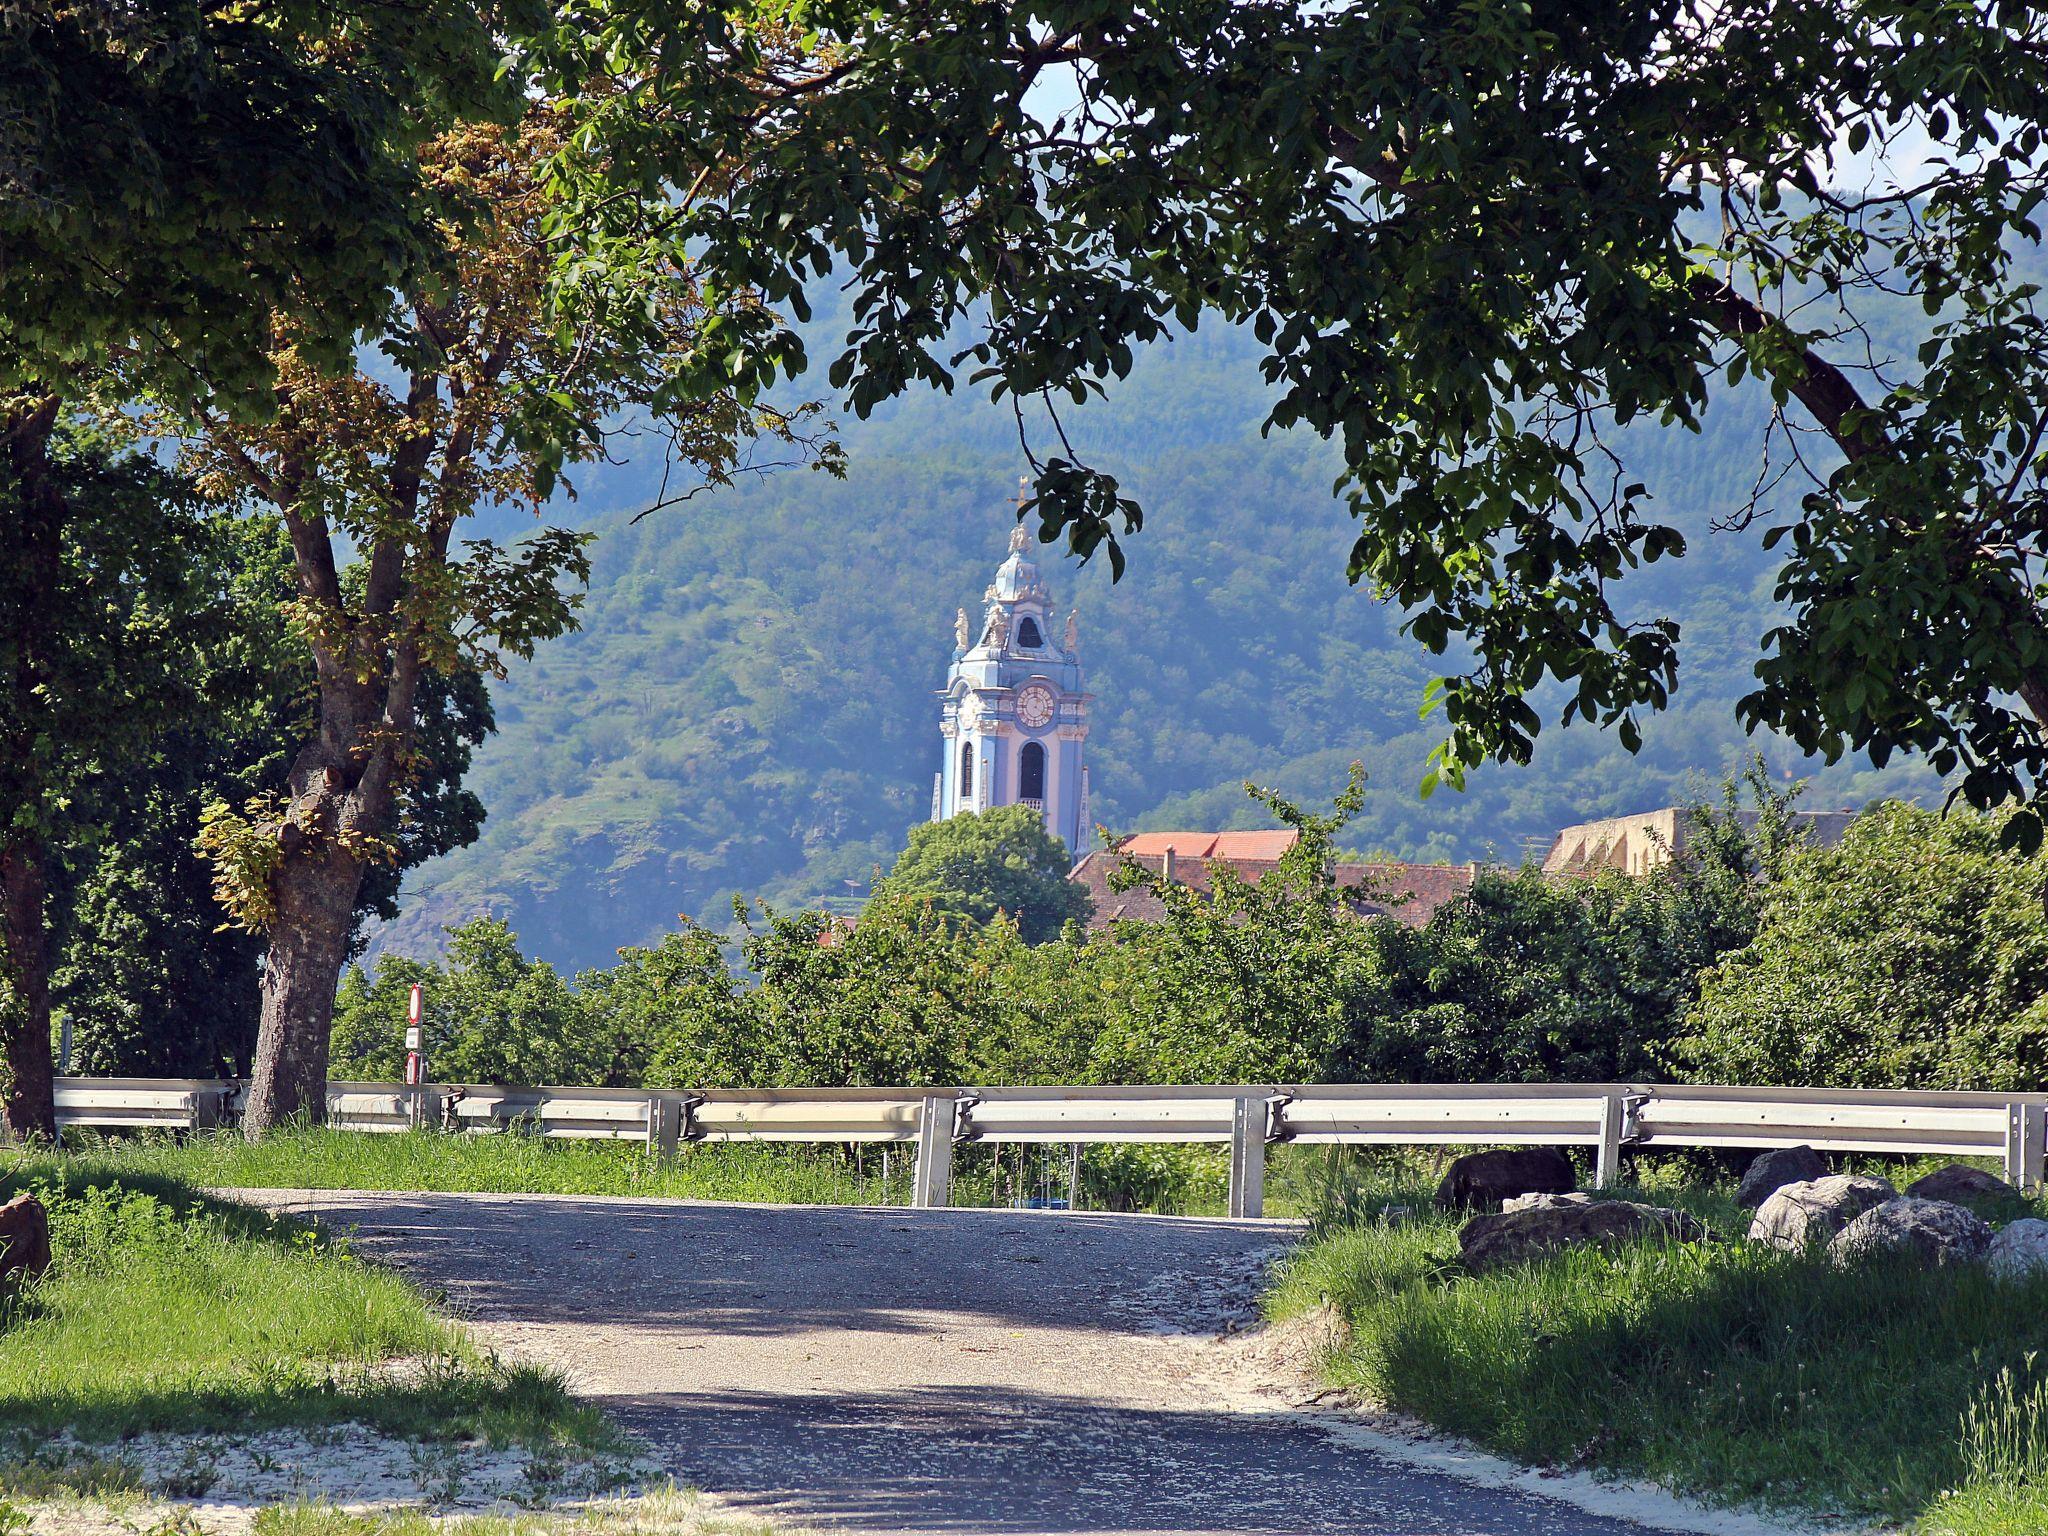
[375,307,1940,973]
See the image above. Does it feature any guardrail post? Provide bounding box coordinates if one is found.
[647,1094,681,1164]
[1596,1091,1627,1189]
[913,1096,957,1209]
[2007,1101,2047,1192]
[1229,1096,1266,1219]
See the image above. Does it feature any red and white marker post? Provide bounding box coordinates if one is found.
[404,983,426,1127]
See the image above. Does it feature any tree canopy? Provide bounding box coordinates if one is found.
[2,0,515,410]
[548,0,2048,834]
[871,805,1091,942]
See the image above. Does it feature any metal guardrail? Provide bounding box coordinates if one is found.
[47,1076,2048,1219]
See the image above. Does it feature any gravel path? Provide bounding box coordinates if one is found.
[231,1189,1705,1536]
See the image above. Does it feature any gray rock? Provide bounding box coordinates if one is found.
[1502,1191,1596,1213]
[1748,1174,1895,1250]
[1988,1218,2048,1282]
[1460,1199,1708,1274]
[1735,1145,1828,1209]
[1434,1147,1576,1212]
[1828,1197,1992,1267]
[1904,1164,2013,1206]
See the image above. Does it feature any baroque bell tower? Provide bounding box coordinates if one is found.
[932,492,1092,856]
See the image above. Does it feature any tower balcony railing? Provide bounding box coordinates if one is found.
[1020,796,1045,813]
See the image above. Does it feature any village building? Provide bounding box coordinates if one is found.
[1067,830,1477,933]
[1541,805,1858,876]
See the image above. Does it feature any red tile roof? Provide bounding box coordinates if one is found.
[1117,830,1303,862]
[1070,847,1476,931]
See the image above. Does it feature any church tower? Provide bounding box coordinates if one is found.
[932,502,1092,856]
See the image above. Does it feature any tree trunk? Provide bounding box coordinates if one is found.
[242,817,366,1138]
[240,516,419,1139]
[0,842,57,1142]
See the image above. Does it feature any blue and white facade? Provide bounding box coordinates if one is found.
[932,522,1092,855]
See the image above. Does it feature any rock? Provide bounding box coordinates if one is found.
[1735,1146,1828,1209]
[1434,1148,1576,1212]
[0,1193,50,1280]
[1502,1191,1596,1213]
[1828,1197,1992,1267]
[1988,1219,2048,1282]
[1460,1200,1708,1274]
[1904,1164,2013,1206]
[1748,1174,1895,1250]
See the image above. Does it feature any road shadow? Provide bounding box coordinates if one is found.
[609,1382,1653,1536]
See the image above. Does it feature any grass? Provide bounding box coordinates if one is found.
[1266,1151,2048,1532]
[245,1485,784,1536]
[0,1150,611,1456]
[74,1125,1301,1217]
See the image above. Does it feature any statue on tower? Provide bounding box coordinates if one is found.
[954,607,971,651]
[1063,609,1080,654]
[1008,522,1032,554]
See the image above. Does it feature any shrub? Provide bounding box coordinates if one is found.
[1678,803,2048,1090]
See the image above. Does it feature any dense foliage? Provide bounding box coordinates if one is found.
[1679,804,2048,1091]
[870,806,1091,944]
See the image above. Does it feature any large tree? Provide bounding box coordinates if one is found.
[184,105,831,1135]
[53,515,492,1081]
[548,1,2048,830]
[0,0,514,1135]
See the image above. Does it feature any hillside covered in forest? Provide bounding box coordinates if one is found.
[375,312,1940,973]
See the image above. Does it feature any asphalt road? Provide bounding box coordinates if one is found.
[234,1189,1682,1536]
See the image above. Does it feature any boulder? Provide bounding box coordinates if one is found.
[1502,1191,1596,1213]
[1904,1164,2013,1206]
[1828,1197,1992,1268]
[1434,1148,1576,1212]
[1735,1146,1828,1209]
[0,1193,50,1281]
[1460,1199,1708,1274]
[1748,1174,1895,1250]
[1988,1218,2048,1282]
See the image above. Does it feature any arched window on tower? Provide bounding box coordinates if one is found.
[1016,615,1044,648]
[959,741,974,805]
[1019,740,1046,806]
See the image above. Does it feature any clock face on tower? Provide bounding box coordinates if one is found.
[1016,684,1056,729]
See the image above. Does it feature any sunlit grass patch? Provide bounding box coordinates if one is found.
[1267,1154,2048,1533]
[0,1153,609,1452]
[250,1484,786,1536]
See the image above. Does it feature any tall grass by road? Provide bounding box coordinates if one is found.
[0,1151,606,1450]
[1268,1159,2048,1533]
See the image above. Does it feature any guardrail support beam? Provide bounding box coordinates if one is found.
[1596,1092,1628,1189]
[2008,1101,2046,1192]
[647,1094,682,1163]
[1229,1096,1266,1219]
[914,1096,957,1209]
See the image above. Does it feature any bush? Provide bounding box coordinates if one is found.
[1678,803,2048,1090]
